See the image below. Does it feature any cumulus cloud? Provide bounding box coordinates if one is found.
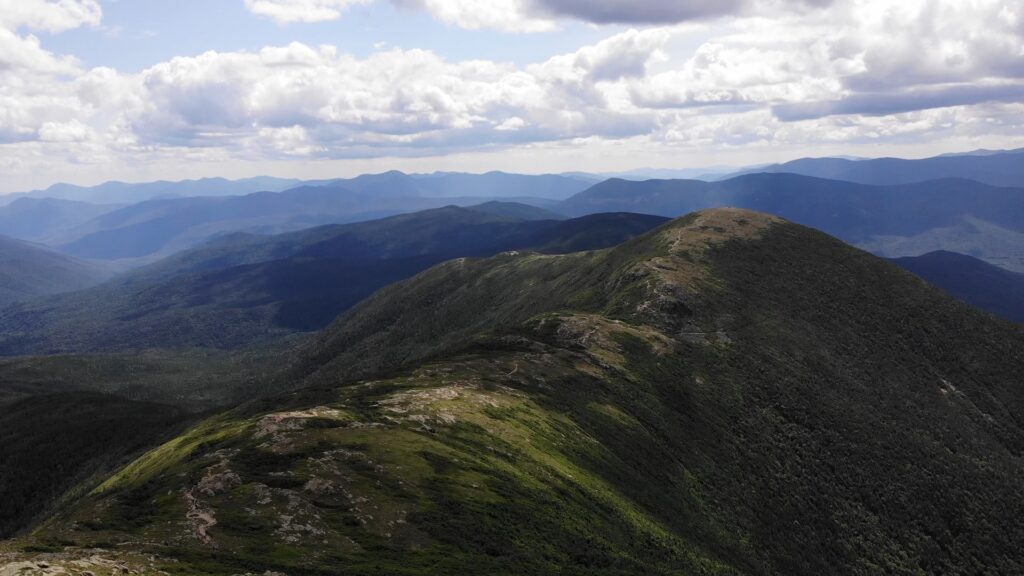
[244,0,373,23]
[398,0,556,32]
[623,0,1024,124]
[774,84,1024,121]
[249,0,838,31]
[3,0,1024,188]
[0,0,101,33]
[124,30,666,156]
[0,1,103,146]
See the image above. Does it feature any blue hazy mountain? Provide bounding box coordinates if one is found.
[1,176,305,206]
[315,170,591,200]
[44,173,589,261]
[0,236,113,307]
[51,187,542,262]
[721,148,1024,187]
[559,173,1024,270]
[0,197,122,242]
[4,170,586,208]
[405,171,593,199]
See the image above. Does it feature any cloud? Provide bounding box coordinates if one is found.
[830,0,1024,91]
[629,40,844,111]
[125,30,666,155]
[774,83,1024,121]
[245,0,373,24]
[626,0,1024,122]
[395,0,556,32]
[0,1,102,146]
[248,0,838,31]
[3,0,1024,190]
[0,0,101,33]
[529,0,749,25]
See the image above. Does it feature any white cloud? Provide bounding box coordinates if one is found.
[244,0,374,23]
[0,0,101,33]
[38,119,92,142]
[627,0,1024,122]
[251,0,558,31]
[402,0,555,32]
[249,0,839,32]
[3,0,1024,191]
[116,29,668,157]
[0,1,101,145]
[257,125,325,156]
[495,117,526,131]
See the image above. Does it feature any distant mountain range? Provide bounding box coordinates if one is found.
[0,236,113,307]
[1,150,1019,269]
[0,176,305,206]
[0,205,666,354]
[937,147,1024,157]
[379,170,592,199]
[1,171,591,207]
[721,147,1024,187]
[1,172,587,262]
[558,173,1024,272]
[0,198,123,242]
[0,149,1019,331]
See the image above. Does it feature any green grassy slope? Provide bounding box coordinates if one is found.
[6,209,1024,575]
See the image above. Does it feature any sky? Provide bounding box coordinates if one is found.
[1,0,1023,192]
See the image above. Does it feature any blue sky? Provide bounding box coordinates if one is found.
[40,1,622,71]
[1,0,1023,192]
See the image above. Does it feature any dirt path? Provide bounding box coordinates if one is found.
[184,487,217,546]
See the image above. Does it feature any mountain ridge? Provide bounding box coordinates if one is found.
[0,176,305,206]
[558,173,1024,271]
[0,207,667,354]
[892,250,1024,323]
[8,208,1024,575]
[0,236,114,307]
[720,148,1024,187]
[48,174,585,262]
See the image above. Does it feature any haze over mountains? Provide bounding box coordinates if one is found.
[0,236,113,307]
[0,198,123,242]
[0,147,1022,575]
[2,172,589,263]
[0,206,666,354]
[721,147,1024,187]
[0,148,1021,316]
[0,177,305,206]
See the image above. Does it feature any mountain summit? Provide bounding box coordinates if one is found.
[8,208,1024,575]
